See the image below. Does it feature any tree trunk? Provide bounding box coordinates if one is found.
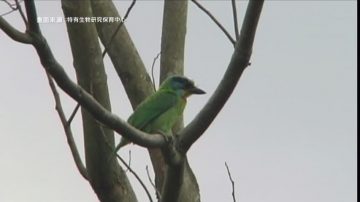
[61,1,137,201]
[90,0,154,108]
[159,1,201,202]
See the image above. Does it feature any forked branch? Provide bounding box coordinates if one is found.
[231,0,239,40]
[225,162,236,202]
[14,0,166,148]
[98,126,153,202]
[0,16,32,43]
[190,0,236,46]
[46,73,88,180]
[101,0,136,58]
[1,0,264,158]
[179,0,264,152]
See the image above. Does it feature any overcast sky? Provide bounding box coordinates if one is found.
[0,1,357,202]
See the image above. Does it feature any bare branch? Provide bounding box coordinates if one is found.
[101,0,136,58]
[190,0,236,46]
[225,162,236,202]
[2,0,17,9]
[91,0,154,109]
[0,9,15,17]
[19,0,166,148]
[0,0,26,23]
[146,165,161,200]
[15,0,27,24]
[1,0,29,40]
[151,51,161,91]
[231,0,239,40]
[99,126,153,202]
[0,16,32,43]
[124,150,132,172]
[24,0,40,33]
[179,0,264,152]
[116,153,153,202]
[67,103,80,125]
[46,72,88,180]
[45,36,164,147]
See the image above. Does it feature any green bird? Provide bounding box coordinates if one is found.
[114,75,205,152]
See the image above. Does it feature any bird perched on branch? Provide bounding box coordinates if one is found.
[114,75,205,152]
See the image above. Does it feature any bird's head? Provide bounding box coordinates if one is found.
[161,75,206,98]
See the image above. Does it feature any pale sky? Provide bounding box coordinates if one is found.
[0,1,357,202]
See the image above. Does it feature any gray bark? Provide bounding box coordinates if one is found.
[62,1,137,201]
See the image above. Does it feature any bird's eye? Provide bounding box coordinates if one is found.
[184,81,193,89]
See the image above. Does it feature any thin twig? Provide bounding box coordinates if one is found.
[14,0,27,24]
[46,72,88,180]
[116,153,153,202]
[0,9,16,17]
[231,0,239,40]
[146,165,161,200]
[67,103,80,125]
[102,0,136,58]
[151,51,161,91]
[225,162,236,202]
[124,149,132,172]
[1,0,16,17]
[2,0,16,9]
[190,0,236,46]
[99,126,153,202]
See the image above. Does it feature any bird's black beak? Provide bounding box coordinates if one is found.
[189,86,206,95]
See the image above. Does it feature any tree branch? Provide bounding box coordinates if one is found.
[231,0,239,40]
[14,0,27,24]
[46,72,88,180]
[20,0,166,148]
[101,0,136,58]
[1,0,16,16]
[61,0,139,200]
[146,165,161,200]
[116,153,153,202]
[67,103,80,125]
[225,162,236,202]
[2,0,16,9]
[151,51,161,92]
[98,126,153,202]
[0,16,32,44]
[24,0,40,33]
[190,0,236,46]
[179,0,264,152]
[91,0,154,109]
[65,0,135,130]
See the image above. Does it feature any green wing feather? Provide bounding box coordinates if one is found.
[114,89,179,151]
[128,89,178,131]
